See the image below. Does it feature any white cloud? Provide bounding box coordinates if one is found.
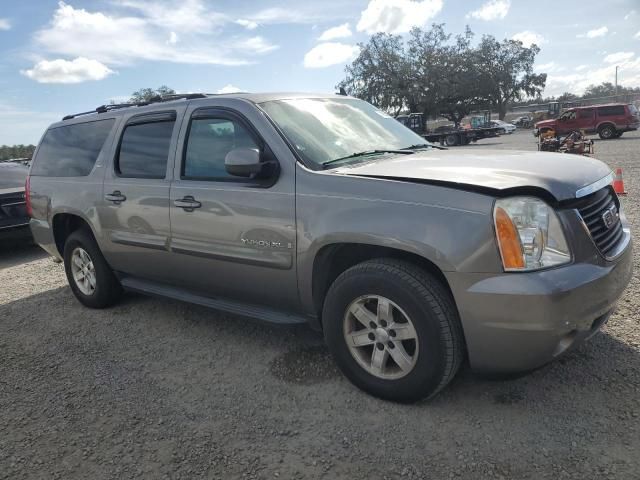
[635,31,640,40]
[535,61,561,73]
[304,42,359,68]
[249,7,322,25]
[318,23,352,41]
[21,57,114,84]
[357,0,443,34]
[624,10,635,20]
[578,26,608,38]
[544,56,640,97]
[604,51,635,63]
[31,1,278,69]
[217,84,243,94]
[512,31,545,47]
[0,18,11,30]
[575,64,589,71]
[168,31,178,44]
[236,19,258,30]
[467,0,510,21]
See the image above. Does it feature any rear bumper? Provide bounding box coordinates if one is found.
[445,233,633,373]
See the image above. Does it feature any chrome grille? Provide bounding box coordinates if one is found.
[574,187,623,257]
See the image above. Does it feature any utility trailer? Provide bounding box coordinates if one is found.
[396,112,501,146]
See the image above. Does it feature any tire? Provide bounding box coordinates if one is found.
[63,228,122,308]
[598,124,616,140]
[322,259,465,402]
[445,134,459,147]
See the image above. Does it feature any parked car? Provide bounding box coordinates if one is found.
[0,160,31,241]
[513,116,532,128]
[27,93,633,402]
[490,120,516,134]
[535,103,640,139]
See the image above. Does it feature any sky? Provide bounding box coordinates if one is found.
[1,0,639,144]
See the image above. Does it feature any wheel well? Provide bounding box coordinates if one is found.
[52,214,91,256]
[312,243,453,320]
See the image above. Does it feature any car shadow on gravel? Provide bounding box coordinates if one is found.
[0,241,47,269]
[2,286,639,412]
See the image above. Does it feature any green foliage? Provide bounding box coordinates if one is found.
[338,24,547,124]
[128,85,176,103]
[0,144,36,161]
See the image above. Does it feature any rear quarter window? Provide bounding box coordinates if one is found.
[30,119,115,177]
[597,105,625,117]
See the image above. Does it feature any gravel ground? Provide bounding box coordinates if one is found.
[1,130,639,480]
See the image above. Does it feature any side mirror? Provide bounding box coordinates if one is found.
[225,148,263,177]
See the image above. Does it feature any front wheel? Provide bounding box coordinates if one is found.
[63,228,122,308]
[445,134,459,146]
[323,259,465,402]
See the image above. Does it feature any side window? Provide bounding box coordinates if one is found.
[31,119,115,177]
[578,109,594,119]
[183,117,259,180]
[117,119,175,178]
[597,105,625,117]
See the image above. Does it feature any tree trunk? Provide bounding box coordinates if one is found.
[498,101,507,120]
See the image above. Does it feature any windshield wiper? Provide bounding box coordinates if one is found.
[322,149,413,169]
[402,143,447,151]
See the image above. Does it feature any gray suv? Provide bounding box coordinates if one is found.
[27,93,633,402]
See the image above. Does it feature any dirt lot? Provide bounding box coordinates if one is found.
[1,130,639,480]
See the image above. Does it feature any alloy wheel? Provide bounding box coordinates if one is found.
[343,295,419,380]
[70,247,96,296]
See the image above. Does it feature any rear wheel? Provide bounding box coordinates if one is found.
[598,124,616,139]
[445,134,459,146]
[323,259,465,402]
[63,228,122,308]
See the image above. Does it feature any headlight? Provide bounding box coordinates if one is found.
[493,197,571,271]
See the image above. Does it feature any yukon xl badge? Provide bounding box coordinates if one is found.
[241,237,293,249]
[602,205,619,230]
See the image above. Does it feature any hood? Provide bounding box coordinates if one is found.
[535,118,556,128]
[332,149,611,202]
[0,162,29,191]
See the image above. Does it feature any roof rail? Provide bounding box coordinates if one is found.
[62,93,210,121]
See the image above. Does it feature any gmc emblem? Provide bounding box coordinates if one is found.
[602,205,619,230]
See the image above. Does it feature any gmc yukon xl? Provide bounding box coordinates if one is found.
[27,93,633,401]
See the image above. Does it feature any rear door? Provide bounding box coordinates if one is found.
[167,104,298,309]
[98,107,185,281]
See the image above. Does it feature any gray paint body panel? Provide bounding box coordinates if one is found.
[28,93,633,373]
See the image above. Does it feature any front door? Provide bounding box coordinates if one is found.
[99,108,184,281]
[168,106,298,309]
[557,110,578,134]
[576,108,595,133]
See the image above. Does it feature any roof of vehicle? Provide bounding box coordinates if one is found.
[568,103,630,110]
[55,92,348,126]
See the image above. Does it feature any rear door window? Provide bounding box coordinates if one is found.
[31,119,115,177]
[597,105,625,117]
[116,114,176,179]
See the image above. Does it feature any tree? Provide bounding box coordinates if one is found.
[128,85,175,103]
[473,36,546,119]
[338,33,410,116]
[557,92,578,102]
[0,144,36,161]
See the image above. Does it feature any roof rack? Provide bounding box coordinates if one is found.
[62,93,209,121]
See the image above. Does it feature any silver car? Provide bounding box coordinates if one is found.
[27,93,633,402]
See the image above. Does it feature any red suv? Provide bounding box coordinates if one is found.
[535,103,640,139]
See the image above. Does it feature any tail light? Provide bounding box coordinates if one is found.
[25,175,33,218]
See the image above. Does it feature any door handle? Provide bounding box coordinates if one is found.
[174,196,202,211]
[105,191,126,204]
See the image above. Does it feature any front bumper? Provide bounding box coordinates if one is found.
[445,233,633,373]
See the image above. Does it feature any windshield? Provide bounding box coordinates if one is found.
[260,97,429,168]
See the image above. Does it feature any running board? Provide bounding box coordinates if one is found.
[120,276,308,325]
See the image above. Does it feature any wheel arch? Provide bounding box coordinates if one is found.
[310,242,455,328]
[597,121,616,132]
[52,212,96,256]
